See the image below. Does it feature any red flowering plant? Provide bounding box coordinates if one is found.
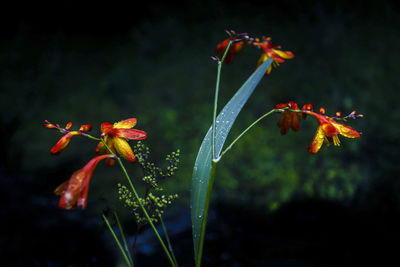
[45,29,363,267]
[45,118,180,266]
[191,30,363,267]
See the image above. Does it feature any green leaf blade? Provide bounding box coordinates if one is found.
[190,58,273,262]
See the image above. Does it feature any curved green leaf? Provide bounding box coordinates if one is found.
[190,58,273,262]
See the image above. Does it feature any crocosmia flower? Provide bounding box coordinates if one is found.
[306,110,361,154]
[51,131,80,155]
[48,122,92,155]
[216,38,244,64]
[253,36,294,75]
[54,154,115,209]
[275,101,300,135]
[95,118,147,165]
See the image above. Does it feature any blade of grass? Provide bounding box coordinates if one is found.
[114,211,134,266]
[102,213,133,267]
[159,215,179,266]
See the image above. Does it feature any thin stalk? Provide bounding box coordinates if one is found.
[197,39,233,266]
[114,211,134,266]
[81,133,101,141]
[115,157,176,267]
[212,40,232,159]
[102,214,133,267]
[219,109,278,159]
[196,160,217,267]
[98,139,175,266]
[159,215,179,267]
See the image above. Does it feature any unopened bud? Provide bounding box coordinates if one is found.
[79,124,92,132]
[44,120,58,129]
[211,56,220,62]
[65,122,72,130]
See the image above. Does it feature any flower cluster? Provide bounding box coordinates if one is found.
[44,121,92,155]
[215,30,294,75]
[115,141,180,224]
[132,141,180,190]
[118,184,178,225]
[274,102,362,154]
[45,118,147,209]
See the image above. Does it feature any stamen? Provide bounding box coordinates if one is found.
[333,135,341,146]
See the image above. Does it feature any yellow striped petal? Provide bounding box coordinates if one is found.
[308,126,325,154]
[112,137,136,163]
[332,122,361,139]
[113,118,137,129]
[272,49,294,59]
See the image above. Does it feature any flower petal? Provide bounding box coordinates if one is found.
[56,168,86,209]
[95,141,105,154]
[54,154,113,210]
[308,126,325,154]
[113,118,137,129]
[95,135,111,154]
[50,131,80,155]
[112,137,136,163]
[216,39,244,64]
[216,39,230,54]
[272,49,294,59]
[290,112,300,132]
[101,122,113,134]
[79,124,92,132]
[321,122,339,137]
[115,129,147,140]
[277,112,291,135]
[256,53,269,69]
[332,122,361,138]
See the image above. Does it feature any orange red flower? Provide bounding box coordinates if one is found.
[275,101,301,135]
[216,38,244,64]
[47,122,92,155]
[306,109,361,154]
[253,36,294,75]
[95,118,147,165]
[54,154,115,209]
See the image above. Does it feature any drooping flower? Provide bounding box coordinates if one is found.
[216,38,244,64]
[46,121,93,155]
[306,109,361,154]
[275,101,301,135]
[95,118,147,165]
[54,154,115,209]
[253,36,294,75]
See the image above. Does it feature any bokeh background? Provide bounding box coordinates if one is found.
[1,0,399,266]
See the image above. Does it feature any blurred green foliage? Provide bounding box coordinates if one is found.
[1,2,399,218]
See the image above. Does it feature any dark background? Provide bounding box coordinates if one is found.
[1,1,399,266]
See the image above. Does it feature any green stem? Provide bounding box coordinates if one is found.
[212,40,232,160]
[115,157,176,267]
[114,211,134,266]
[81,133,101,141]
[98,139,175,267]
[160,215,179,267]
[196,109,280,266]
[102,214,133,267]
[196,160,217,267]
[219,109,278,159]
[197,39,233,266]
